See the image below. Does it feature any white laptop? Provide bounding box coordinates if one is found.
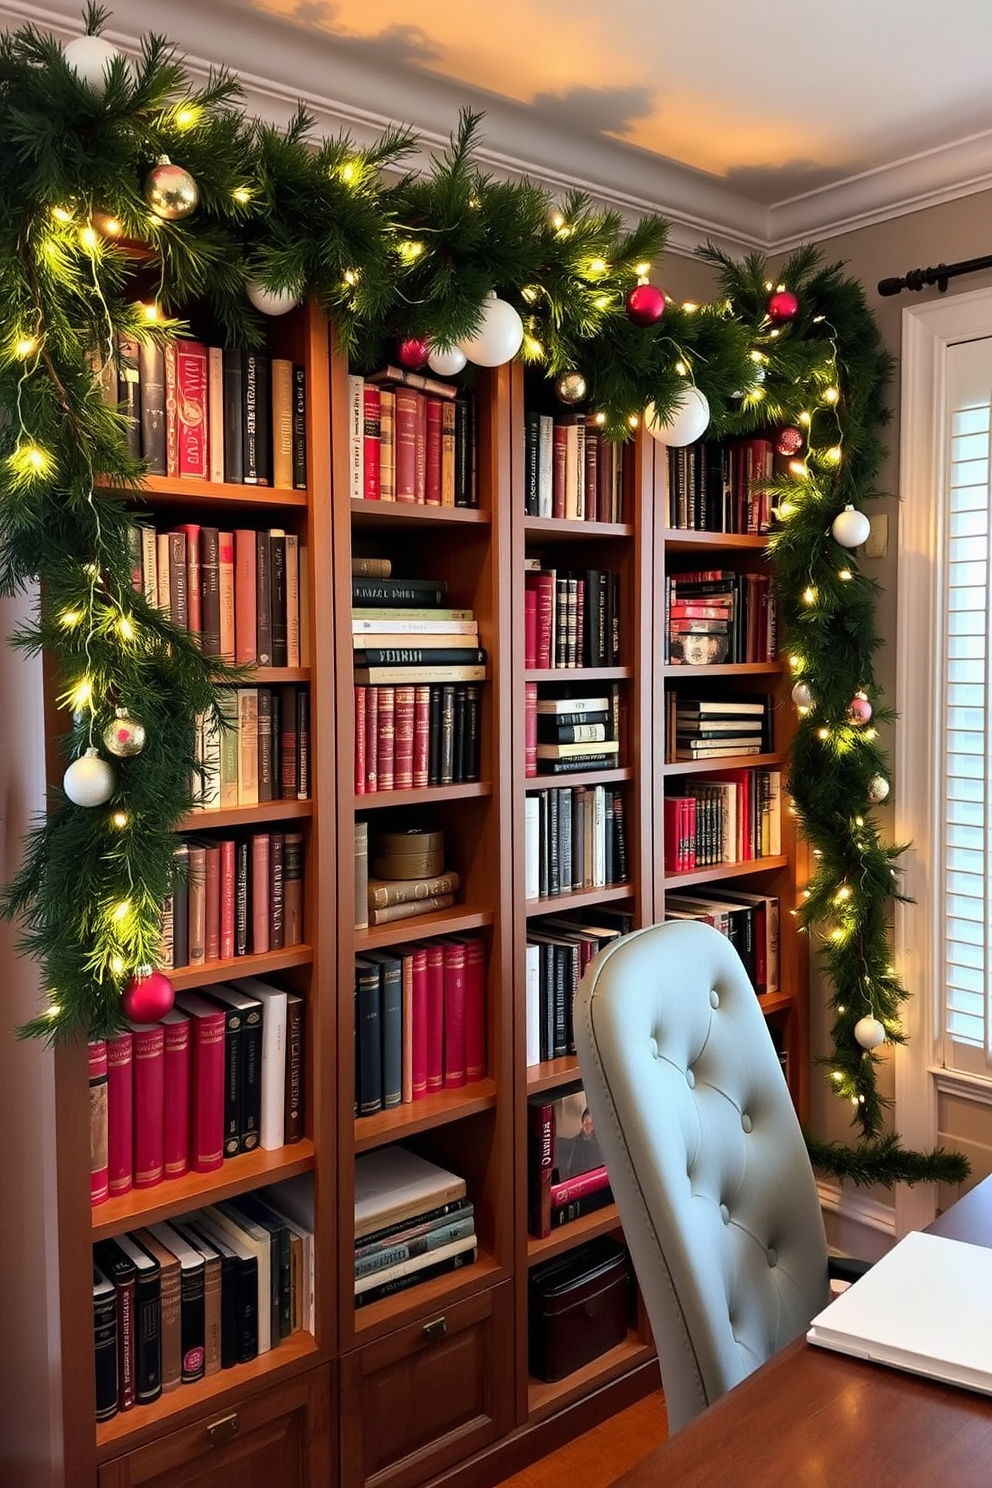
[807,1228,992,1395]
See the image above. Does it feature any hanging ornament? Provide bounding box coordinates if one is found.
[397,338,430,371]
[854,1015,887,1051]
[791,681,813,710]
[144,156,199,221]
[554,371,587,406]
[848,692,873,725]
[64,33,122,93]
[644,386,710,447]
[246,281,300,317]
[625,283,666,327]
[103,709,146,758]
[457,293,524,368]
[868,774,890,804]
[427,345,467,378]
[831,505,871,548]
[767,288,799,323]
[775,426,804,457]
[122,967,175,1023]
[63,748,115,808]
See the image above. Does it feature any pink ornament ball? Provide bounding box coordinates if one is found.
[848,693,873,725]
[767,289,799,323]
[397,338,429,370]
[775,426,804,456]
[121,968,175,1023]
[625,283,666,327]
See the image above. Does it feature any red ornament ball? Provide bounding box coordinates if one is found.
[397,337,429,370]
[848,693,873,726]
[767,289,799,323]
[775,426,804,457]
[625,282,666,327]
[122,968,175,1023]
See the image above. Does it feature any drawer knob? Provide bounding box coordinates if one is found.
[422,1315,448,1342]
[207,1412,240,1447]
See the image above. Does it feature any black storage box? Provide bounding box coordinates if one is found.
[528,1236,630,1382]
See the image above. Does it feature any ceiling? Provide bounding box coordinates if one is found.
[9,0,992,252]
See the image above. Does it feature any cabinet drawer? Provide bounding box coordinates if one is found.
[98,1367,333,1488]
[340,1282,514,1488]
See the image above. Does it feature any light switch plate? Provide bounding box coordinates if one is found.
[863,513,888,559]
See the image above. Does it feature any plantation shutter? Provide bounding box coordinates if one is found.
[941,338,992,1074]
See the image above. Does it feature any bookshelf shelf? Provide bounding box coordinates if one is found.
[662,752,785,776]
[178,798,313,831]
[353,1253,506,1340]
[526,1204,622,1265]
[525,883,634,918]
[169,944,314,990]
[525,666,632,682]
[525,766,633,790]
[661,528,770,550]
[354,905,496,951]
[524,517,634,540]
[662,855,787,891]
[663,661,784,678]
[527,1334,657,1422]
[90,1139,317,1242]
[132,475,309,509]
[526,1056,580,1093]
[356,780,493,809]
[353,1079,499,1151]
[350,498,490,528]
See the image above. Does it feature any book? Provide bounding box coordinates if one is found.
[354,1241,476,1308]
[366,871,460,909]
[132,1228,182,1392]
[355,1196,474,1259]
[367,893,455,925]
[145,1222,207,1382]
[169,1220,223,1375]
[284,992,305,1143]
[202,983,263,1155]
[93,1238,136,1411]
[106,1030,133,1199]
[216,1199,279,1352]
[355,958,383,1117]
[173,992,226,1173]
[354,1147,467,1240]
[230,977,287,1149]
[131,1021,165,1190]
[112,1233,162,1405]
[190,1210,259,1363]
[160,1007,190,1179]
[88,1040,109,1206]
[92,1266,118,1421]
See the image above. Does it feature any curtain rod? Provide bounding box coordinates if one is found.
[877,252,992,297]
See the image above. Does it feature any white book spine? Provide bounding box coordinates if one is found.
[538,415,553,518]
[593,784,606,888]
[237,688,259,806]
[347,374,364,500]
[140,524,158,607]
[524,795,540,901]
[525,942,540,1066]
[285,532,300,668]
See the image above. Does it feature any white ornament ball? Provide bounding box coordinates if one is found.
[644,385,711,447]
[63,748,116,807]
[64,33,122,94]
[831,505,871,548]
[791,681,813,710]
[868,774,890,804]
[854,1015,887,1051]
[457,294,524,368]
[427,345,467,378]
[246,281,300,317]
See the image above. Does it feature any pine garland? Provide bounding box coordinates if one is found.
[0,7,966,1185]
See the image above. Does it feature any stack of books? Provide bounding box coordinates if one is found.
[354,1147,476,1307]
[665,569,776,665]
[666,693,772,761]
[527,1081,612,1238]
[522,407,625,522]
[523,784,628,899]
[525,911,631,1064]
[362,826,456,927]
[525,685,621,776]
[347,367,477,507]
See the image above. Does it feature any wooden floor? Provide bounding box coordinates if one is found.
[497,1392,668,1488]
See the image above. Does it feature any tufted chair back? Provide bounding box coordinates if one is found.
[573,919,829,1433]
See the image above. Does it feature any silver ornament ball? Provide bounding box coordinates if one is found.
[854,1015,886,1051]
[246,280,300,317]
[554,371,587,406]
[63,748,116,807]
[104,710,147,758]
[868,774,890,804]
[791,680,813,710]
[831,505,871,549]
[64,33,122,94]
[145,156,199,221]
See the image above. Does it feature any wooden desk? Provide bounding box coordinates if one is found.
[612,1179,992,1488]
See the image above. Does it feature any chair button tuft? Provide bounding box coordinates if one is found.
[649,1037,659,1059]
[741,1113,753,1134]
[709,988,720,1009]
[720,1203,730,1225]
[766,1247,778,1267]
[686,1067,696,1089]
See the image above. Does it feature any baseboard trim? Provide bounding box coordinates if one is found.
[818,1180,897,1239]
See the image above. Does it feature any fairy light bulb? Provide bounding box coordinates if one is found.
[113,899,131,923]
[634,261,651,277]
[111,811,128,829]
[79,225,98,251]
[789,459,807,477]
[824,446,843,465]
[15,335,37,358]
[551,211,566,231]
[627,414,639,429]
[110,955,125,976]
[69,676,93,710]
[823,386,840,405]
[175,104,200,129]
[838,568,853,581]
[588,257,607,275]
[803,586,817,606]
[60,608,83,629]
[232,186,251,204]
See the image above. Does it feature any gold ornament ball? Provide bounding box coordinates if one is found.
[144,156,199,221]
[103,711,147,758]
[554,371,587,405]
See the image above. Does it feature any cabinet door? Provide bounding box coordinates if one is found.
[340,1282,514,1488]
[98,1367,333,1488]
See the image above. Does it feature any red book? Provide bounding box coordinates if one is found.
[415,391,427,502]
[218,530,235,663]
[425,398,443,505]
[88,1039,109,1206]
[362,383,381,500]
[234,528,257,665]
[533,572,555,668]
[424,941,445,1092]
[173,993,226,1173]
[364,685,379,793]
[176,340,209,479]
[377,684,395,792]
[394,387,419,503]
[280,684,299,800]
[550,1163,611,1207]
[178,523,202,639]
[354,685,367,795]
[525,681,538,778]
[219,837,236,959]
[402,944,429,1100]
[161,1008,191,1179]
[251,832,271,954]
[524,587,537,668]
[393,683,415,789]
[411,684,430,787]
[204,842,221,960]
[106,1030,134,1198]
[527,1096,554,1237]
[442,939,467,1088]
[462,936,486,1082]
[163,340,179,477]
[130,1021,165,1189]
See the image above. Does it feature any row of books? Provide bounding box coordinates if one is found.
[101,336,307,489]
[666,437,774,533]
[92,1178,314,1419]
[525,915,625,1065]
[664,768,782,871]
[524,785,629,900]
[665,888,780,996]
[354,682,482,793]
[354,1148,476,1308]
[664,691,773,761]
[88,978,303,1204]
[665,569,776,666]
[527,1082,612,1238]
[159,832,304,971]
[524,684,621,776]
[191,684,310,810]
[522,408,626,523]
[524,565,621,669]
[354,935,486,1116]
[130,521,308,668]
[348,369,478,507]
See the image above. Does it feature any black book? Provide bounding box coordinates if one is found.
[93,1238,137,1413]
[216,1200,279,1351]
[614,793,629,883]
[452,684,467,782]
[256,528,273,666]
[537,716,610,745]
[234,837,249,957]
[353,646,487,668]
[92,1266,118,1422]
[439,683,456,786]
[201,984,262,1155]
[464,684,481,782]
[192,1212,259,1364]
[296,686,310,800]
[550,1184,615,1227]
[428,684,443,786]
[537,754,616,775]
[118,335,142,460]
[558,785,572,892]
[199,526,221,657]
[351,577,447,608]
[228,1194,293,1342]
[604,790,615,885]
[222,348,244,484]
[292,363,307,490]
[113,1233,163,1405]
[454,396,474,507]
[147,1223,206,1384]
[243,350,271,484]
[355,958,383,1115]
[270,529,288,666]
[547,789,560,897]
[538,792,549,899]
[361,952,403,1110]
[138,340,166,475]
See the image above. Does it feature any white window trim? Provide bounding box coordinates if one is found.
[896,285,992,1235]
